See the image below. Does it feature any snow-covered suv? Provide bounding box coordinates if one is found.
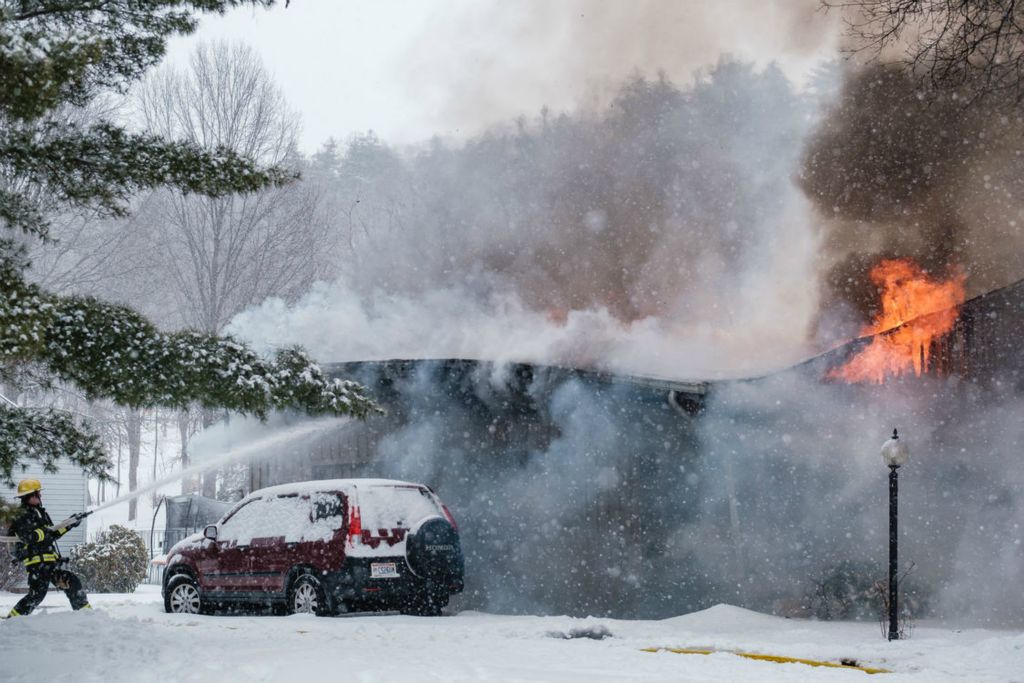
[162,479,464,616]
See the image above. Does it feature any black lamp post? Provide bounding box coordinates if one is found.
[880,428,909,641]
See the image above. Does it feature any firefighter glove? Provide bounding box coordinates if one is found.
[54,517,81,531]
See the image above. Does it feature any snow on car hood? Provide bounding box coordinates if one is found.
[166,531,205,566]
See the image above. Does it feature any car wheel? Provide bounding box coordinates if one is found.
[165,575,203,614]
[289,574,329,616]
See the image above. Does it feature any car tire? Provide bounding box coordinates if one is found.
[288,573,330,616]
[165,575,204,615]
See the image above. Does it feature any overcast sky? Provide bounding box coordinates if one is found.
[167,1,841,153]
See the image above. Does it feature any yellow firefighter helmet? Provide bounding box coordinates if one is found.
[16,479,42,497]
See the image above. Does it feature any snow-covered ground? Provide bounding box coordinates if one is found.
[23,421,1023,681]
[3,587,1021,682]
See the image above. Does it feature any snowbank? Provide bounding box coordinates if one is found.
[2,588,1021,682]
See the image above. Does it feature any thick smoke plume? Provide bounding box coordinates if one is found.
[231,62,826,378]
[801,64,1024,342]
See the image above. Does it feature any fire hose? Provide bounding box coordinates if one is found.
[52,509,93,533]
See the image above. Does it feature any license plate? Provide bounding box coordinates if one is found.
[370,562,399,579]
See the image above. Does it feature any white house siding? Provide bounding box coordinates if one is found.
[2,460,89,549]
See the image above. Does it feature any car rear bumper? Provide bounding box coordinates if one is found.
[325,556,464,606]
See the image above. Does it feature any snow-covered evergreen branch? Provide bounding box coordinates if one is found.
[0,1,380,478]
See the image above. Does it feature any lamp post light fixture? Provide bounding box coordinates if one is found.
[881,428,910,641]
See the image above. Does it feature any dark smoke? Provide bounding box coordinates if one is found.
[800,64,1024,340]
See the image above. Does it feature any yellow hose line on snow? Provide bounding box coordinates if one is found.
[641,647,890,674]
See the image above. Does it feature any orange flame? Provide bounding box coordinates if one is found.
[829,258,966,384]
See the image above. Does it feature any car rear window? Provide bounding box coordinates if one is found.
[312,492,346,522]
[358,485,443,529]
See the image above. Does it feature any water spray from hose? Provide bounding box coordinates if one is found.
[90,418,343,514]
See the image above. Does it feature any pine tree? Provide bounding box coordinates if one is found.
[0,1,378,484]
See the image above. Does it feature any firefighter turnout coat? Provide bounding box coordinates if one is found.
[9,505,70,567]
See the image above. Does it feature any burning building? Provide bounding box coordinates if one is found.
[221,60,1024,623]
[240,270,1024,622]
[707,270,1024,625]
[809,267,1024,387]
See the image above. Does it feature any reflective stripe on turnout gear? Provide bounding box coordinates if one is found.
[23,553,59,566]
[34,528,45,542]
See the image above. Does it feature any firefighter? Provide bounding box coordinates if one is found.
[6,479,90,617]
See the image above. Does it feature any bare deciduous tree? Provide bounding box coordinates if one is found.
[830,0,1024,103]
[136,41,325,498]
[27,212,154,297]
[22,99,157,300]
[137,41,323,335]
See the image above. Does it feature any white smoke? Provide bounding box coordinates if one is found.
[229,248,818,381]
[227,61,829,380]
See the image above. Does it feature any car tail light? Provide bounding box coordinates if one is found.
[348,504,362,540]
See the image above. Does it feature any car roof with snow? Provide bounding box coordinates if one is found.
[249,478,429,499]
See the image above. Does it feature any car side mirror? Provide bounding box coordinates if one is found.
[203,524,218,541]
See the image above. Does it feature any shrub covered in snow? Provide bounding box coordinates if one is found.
[805,561,880,621]
[804,560,932,623]
[69,525,149,593]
